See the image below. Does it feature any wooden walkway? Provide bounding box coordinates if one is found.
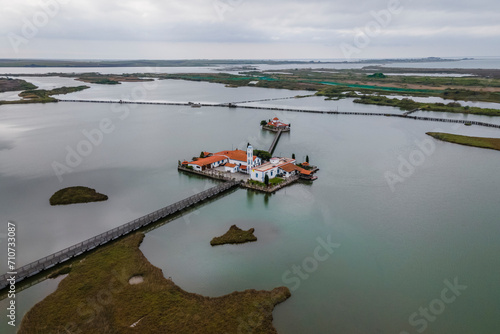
[0,181,240,291]
[227,95,314,105]
[268,129,283,154]
[58,100,500,129]
[402,108,420,116]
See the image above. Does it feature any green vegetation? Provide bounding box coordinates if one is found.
[3,67,499,113]
[315,86,361,100]
[426,132,500,151]
[361,65,500,79]
[47,265,72,279]
[264,174,270,186]
[210,225,258,246]
[0,85,89,105]
[20,85,89,99]
[353,95,500,116]
[76,73,155,85]
[82,78,120,85]
[269,177,285,186]
[161,73,319,91]
[306,155,310,163]
[254,149,272,161]
[367,73,387,78]
[353,95,420,110]
[19,233,289,333]
[0,77,37,92]
[248,177,284,187]
[441,89,500,103]
[248,179,266,187]
[49,186,108,205]
[260,120,267,126]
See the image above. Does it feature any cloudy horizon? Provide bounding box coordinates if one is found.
[0,0,499,60]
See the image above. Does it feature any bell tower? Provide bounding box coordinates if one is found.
[247,144,253,173]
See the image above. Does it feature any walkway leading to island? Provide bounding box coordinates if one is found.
[268,129,283,154]
[227,95,314,105]
[402,108,420,116]
[58,100,500,129]
[0,181,240,291]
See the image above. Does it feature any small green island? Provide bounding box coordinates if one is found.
[49,186,108,205]
[0,85,89,105]
[19,233,290,334]
[0,77,37,92]
[75,73,155,85]
[426,132,500,151]
[210,225,258,246]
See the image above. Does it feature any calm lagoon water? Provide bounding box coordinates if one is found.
[379,57,500,69]
[0,77,500,333]
[57,78,310,104]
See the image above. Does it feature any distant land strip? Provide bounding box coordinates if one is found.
[426,132,500,151]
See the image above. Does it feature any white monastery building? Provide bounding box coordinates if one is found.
[185,144,311,182]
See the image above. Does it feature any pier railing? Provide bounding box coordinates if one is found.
[0,181,240,291]
[59,100,500,129]
[268,129,283,154]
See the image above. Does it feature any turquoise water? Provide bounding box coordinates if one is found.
[0,78,499,333]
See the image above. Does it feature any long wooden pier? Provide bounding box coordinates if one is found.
[268,129,283,154]
[227,95,314,105]
[58,99,500,129]
[0,181,240,291]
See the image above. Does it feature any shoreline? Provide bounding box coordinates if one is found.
[18,233,291,333]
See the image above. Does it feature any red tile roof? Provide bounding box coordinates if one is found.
[189,155,227,166]
[268,121,289,127]
[280,163,312,175]
[280,163,298,173]
[225,163,237,168]
[213,149,257,162]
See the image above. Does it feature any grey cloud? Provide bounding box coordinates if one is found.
[0,0,499,58]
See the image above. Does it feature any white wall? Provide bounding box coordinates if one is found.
[251,167,279,182]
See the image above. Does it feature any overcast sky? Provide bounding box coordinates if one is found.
[0,0,499,60]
